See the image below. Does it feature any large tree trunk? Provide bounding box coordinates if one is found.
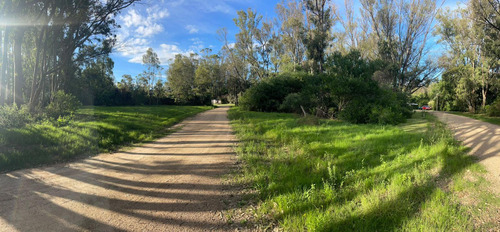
[481,73,488,109]
[0,27,9,106]
[13,28,24,107]
[29,27,47,112]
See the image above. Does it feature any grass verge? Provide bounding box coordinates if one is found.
[0,105,211,172]
[449,111,500,126]
[229,108,500,231]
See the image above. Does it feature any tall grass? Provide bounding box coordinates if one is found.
[0,105,210,172]
[229,108,498,231]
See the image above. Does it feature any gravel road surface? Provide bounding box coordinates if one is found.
[431,111,500,192]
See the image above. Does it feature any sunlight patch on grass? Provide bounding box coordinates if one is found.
[229,109,500,231]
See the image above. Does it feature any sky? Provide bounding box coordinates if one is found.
[110,0,465,82]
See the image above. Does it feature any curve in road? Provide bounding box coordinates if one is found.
[431,111,500,192]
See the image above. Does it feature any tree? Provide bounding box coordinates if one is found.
[218,28,248,105]
[472,0,500,59]
[275,0,306,71]
[195,48,226,102]
[141,47,163,103]
[360,0,440,93]
[233,9,266,81]
[436,3,499,109]
[167,54,197,104]
[0,0,139,111]
[303,0,335,74]
[12,0,27,107]
[0,0,10,106]
[78,56,115,105]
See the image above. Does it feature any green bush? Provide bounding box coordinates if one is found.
[45,90,82,119]
[239,51,412,125]
[0,105,32,128]
[370,90,412,124]
[279,93,310,114]
[240,73,305,112]
[486,98,500,117]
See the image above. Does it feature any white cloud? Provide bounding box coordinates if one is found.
[125,44,195,65]
[185,25,199,34]
[136,23,163,37]
[115,38,149,57]
[115,5,170,63]
[120,7,168,38]
[189,37,205,51]
[158,44,195,64]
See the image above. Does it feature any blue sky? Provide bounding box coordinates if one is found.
[110,0,465,81]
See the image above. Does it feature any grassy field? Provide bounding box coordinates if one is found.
[0,105,211,172]
[229,108,500,231]
[449,111,500,126]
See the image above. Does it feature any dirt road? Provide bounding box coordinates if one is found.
[0,106,238,231]
[431,111,500,191]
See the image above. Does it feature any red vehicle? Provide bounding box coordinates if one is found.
[421,105,432,110]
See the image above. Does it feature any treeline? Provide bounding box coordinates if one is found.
[3,0,498,126]
[421,0,500,115]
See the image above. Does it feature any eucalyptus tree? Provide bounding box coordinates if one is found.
[218,28,248,105]
[0,0,139,111]
[233,9,266,81]
[141,47,162,102]
[472,0,500,59]
[167,54,197,104]
[0,0,11,106]
[303,0,335,74]
[436,3,499,110]
[360,0,440,93]
[275,0,306,71]
[195,48,226,102]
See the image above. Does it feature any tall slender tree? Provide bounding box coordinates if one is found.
[275,0,306,71]
[303,0,335,74]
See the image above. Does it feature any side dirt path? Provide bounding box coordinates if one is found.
[0,106,238,232]
[431,111,500,192]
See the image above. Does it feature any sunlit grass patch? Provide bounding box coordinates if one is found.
[229,108,500,231]
[0,105,211,172]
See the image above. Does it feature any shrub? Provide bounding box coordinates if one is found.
[486,98,500,117]
[45,90,82,119]
[240,73,305,112]
[239,51,413,125]
[279,93,309,114]
[338,98,372,124]
[0,105,32,129]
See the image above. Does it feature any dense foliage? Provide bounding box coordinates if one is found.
[240,51,412,124]
[430,1,500,113]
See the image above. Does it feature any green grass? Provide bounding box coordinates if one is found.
[229,108,500,231]
[449,111,500,126]
[0,105,211,172]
